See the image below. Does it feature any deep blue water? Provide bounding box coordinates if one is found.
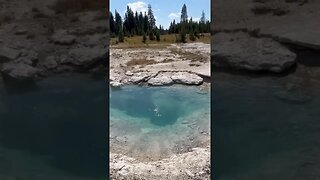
[0,74,107,179]
[212,72,320,179]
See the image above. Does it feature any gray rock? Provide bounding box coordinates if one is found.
[40,56,58,69]
[110,81,123,87]
[84,34,105,47]
[125,71,134,76]
[212,32,296,73]
[171,72,203,85]
[68,47,107,67]
[16,50,38,65]
[129,72,151,83]
[148,74,173,86]
[0,47,21,62]
[15,29,28,35]
[1,62,39,80]
[50,30,76,45]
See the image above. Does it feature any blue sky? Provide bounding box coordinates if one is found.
[110,0,210,29]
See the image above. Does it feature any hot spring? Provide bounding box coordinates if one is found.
[110,85,210,161]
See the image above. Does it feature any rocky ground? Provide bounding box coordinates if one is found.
[110,147,210,180]
[212,0,320,73]
[212,0,320,179]
[110,42,210,88]
[0,0,108,83]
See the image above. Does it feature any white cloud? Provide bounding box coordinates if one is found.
[190,17,200,22]
[127,1,148,13]
[168,12,181,19]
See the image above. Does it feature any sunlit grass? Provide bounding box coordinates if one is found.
[110,33,211,48]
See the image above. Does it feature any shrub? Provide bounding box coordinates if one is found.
[118,29,124,43]
[189,33,196,41]
[179,29,187,43]
[149,31,155,41]
[156,31,160,41]
[142,33,147,43]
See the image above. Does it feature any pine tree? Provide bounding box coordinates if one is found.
[109,12,115,37]
[172,19,177,33]
[138,12,144,35]
[181,4,188,23]
[143,12,149,34]
[114,10,122,36]
[179,24,187,43]
[200,10,206,23]
[118,27,124,43]
[147,4,156,31]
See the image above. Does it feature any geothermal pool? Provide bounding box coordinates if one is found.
[0,74,107,180]
[213,71,320,180]
[110,86,210,161]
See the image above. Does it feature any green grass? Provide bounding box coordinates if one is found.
[110,33,211,48]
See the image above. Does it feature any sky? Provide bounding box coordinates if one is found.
[110,0,210,29]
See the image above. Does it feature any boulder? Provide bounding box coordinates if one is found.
[212,32,296,73]
[148,74,173,86]
[110,81,123,88]
[171,72,203,85]
[125,71,134,76]
[0,47,21,62]
[50,30,76,45]
[68,47,107,67]
[40,56,58,69]
[16,50,38,65]
[1,62,39,80]
[129,72,151,83]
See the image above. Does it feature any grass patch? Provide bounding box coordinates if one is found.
[126,58,156,66]
[110,33,211,48]
[169,48,208,62]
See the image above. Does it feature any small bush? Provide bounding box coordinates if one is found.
[149,31,155,41]
[142,33,147,43]
[189,33,196,41]
[126,58,156,66]
[118,29,124,43]
[156,31,160,42]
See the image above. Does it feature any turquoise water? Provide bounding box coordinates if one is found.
[0,74,107,179]
[110,86,209,127]
[213,72,320,179]
[110,85,210,160]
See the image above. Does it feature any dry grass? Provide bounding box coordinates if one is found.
[126,58,156,66]
[51,0,107,14]
[110,33,211,48]
[169,48,208,62]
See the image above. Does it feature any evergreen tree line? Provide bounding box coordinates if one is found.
[168,11,210,35]
[109,4,210,43]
